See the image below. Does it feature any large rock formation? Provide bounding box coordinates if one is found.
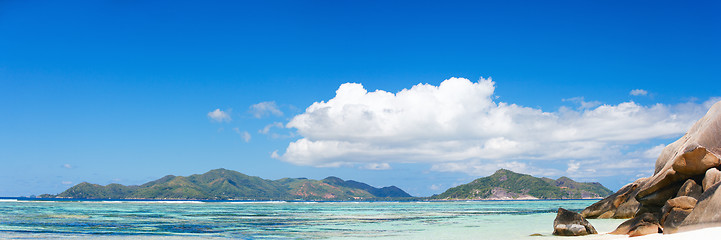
[581,101,721,236]
[671,181,721,232]
[553,208,598,236]
[580,178,646,219]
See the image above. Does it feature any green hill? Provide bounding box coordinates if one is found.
[321,176,411,198]
[432,169,613,200]
[48,168,412,200]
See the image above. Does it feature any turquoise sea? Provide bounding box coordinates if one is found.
[0,199,626,240]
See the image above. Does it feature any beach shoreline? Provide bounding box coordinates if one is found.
[578,227,721,240]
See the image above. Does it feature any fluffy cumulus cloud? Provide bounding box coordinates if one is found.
[274,77,717,177]
[208,109,231,122]
[630,89,648,96]
[250,101,283,118]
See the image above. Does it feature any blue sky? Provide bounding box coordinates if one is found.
[1,0,719,197]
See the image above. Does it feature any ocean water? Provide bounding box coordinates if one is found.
[0,199,626,240]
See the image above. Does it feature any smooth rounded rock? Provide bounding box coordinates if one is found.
[611,213,661,236]
[553,208,597,236]
[666,196,698,210]
[628,223,662,237]
[637,101,721,205]
[660,196,698,231]
[672,147,721,175]
[581,179,644,219]
[582,101,721,236]
[702,168,721,191]
[676,179,702,199]
[612,196,640,219]
[636,181,684,209]
[676,181,721,232]
[662,208,693,231]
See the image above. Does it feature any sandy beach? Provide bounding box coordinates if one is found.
[575,227,721,240]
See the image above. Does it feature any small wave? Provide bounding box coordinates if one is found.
[226,201,288,204]
[103,200,206,204]
[0,199,18,202]
[14,200,61,203]
[47,214,91,219]
[141,200,205,204]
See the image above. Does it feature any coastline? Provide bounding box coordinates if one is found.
[1,196,604,202]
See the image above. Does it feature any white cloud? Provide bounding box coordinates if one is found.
[643,144,666,159]
[242,132,251,142]
[260,122,284,134]
[430,160,562,177]
[566,160,580,173]
[250,101,283,118]
[259,122,295,139]
[564,97,601,109]
[360,163,391,170]
[208,109,231,122]
[274,77,717,177]
[233,128,251,142]
[561,158,653,179]
[61,181,73,185]
[62,164,72,169]
[630,89,648,96]
[429,184,442,191]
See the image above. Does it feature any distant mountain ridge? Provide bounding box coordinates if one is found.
[43,168,412,200]
[41,168,612,201]
[431,169,613,200]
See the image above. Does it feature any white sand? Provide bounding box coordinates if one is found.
[575,227,721,240]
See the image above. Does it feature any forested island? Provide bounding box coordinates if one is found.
[40,168,612,201]
[432,169,612,200]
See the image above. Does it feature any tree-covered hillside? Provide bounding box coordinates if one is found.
[46,168,412,200]
[432,169,612,200]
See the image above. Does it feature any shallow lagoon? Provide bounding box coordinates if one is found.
[0,199,626,239]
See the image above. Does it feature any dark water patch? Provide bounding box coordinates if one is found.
[155,224,221,234]
[104,213,167,219]
[1,228,164,236]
